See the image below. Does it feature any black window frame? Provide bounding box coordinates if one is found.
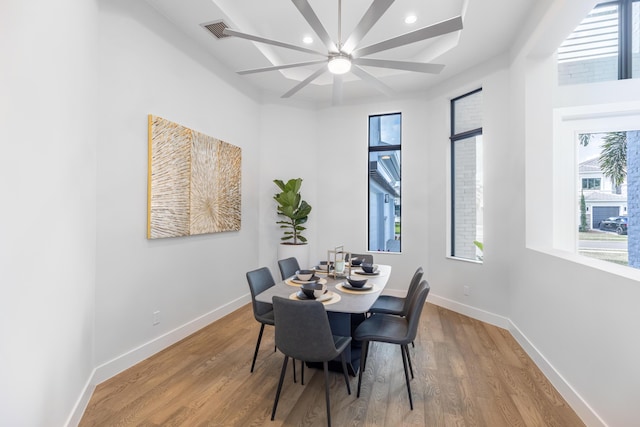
[368,112,402,253]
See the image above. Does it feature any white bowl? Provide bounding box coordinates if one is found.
[295,269,315,281]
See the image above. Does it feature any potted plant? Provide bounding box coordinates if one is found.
[274,178,312,244]
[274,178,312,266]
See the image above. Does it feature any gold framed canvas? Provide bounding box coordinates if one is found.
[147,115,241,239]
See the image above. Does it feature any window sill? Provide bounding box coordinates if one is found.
[446,255,483,265]
[527,245,640,282]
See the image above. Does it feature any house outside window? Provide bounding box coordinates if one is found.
[451,89,483,261]
[368,113,401,253]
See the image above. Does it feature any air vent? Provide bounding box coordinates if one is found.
[201,20,231,39]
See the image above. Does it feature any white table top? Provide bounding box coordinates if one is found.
[255,265,392,314]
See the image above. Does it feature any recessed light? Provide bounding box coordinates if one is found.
[303,36,313,44]
[404,15,417,24]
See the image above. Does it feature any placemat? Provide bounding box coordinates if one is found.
[288,290,341,305]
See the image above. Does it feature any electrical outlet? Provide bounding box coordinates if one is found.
[153,310,160,326]
[463,285,470,296]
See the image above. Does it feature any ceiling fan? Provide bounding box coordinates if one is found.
[222,0,463,103]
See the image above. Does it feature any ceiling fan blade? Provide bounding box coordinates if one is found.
[332,74,344,105]
[282,67,327,98]
[291,0,338,52]
[353,58,445,74]
[223,28,326,56]
[350,65,393,97]
[342,0,395,54]
[238,59,328,75]
[352,15,463,58]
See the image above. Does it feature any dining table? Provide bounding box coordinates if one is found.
[255,264,392,375]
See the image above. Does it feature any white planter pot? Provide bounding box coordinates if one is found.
[277,243,311,269]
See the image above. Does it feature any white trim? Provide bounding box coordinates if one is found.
[508,320,609,427]
[428,293,510,328]
[65,294,250,426]
[428,293,606,427]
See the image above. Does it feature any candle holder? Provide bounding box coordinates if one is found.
[327,245,351,279]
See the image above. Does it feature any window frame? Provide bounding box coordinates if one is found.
[450,88,483,260]
[368,112,402,253]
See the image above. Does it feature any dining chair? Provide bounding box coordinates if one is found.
[354,280,430,410]
[368,267,424,316]
[277,257,300,280]
[246,267,276,373]
[271,296,352,427]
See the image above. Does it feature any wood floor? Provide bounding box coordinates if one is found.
[79,303,585,426]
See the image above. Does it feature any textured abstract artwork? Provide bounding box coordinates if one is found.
[147,115,241,239]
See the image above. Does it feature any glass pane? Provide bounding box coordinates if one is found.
[558,3,619,85]
[453,91,482,135]
[369,113,401,147]
[453,135,483,260]
[633,1,640,78]
[368,149,401,252]
[576,131,640,268]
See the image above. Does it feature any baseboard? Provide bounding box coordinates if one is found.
[427,293,511,329]
[65,294,250,426]
[508,321,608,427]
[428,292,607,427]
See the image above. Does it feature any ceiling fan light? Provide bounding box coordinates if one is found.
[328,55,351,74]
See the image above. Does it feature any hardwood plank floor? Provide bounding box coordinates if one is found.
[79,303,585,426]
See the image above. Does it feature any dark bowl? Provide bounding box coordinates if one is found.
[295,269,315,281]
[361,263,376,273]
[347,277,368,288]
[301,282,326,299]
[350,258,363,266]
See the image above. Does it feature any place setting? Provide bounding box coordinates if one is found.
[289,280,341,305]
[335,276,380,294]
[350,263,383,276]
[285,269,328,287]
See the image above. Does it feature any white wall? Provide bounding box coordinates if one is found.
[94,0,261,372]
[0,1,97,426]
[257,103,318,275]
[510,1,640,425]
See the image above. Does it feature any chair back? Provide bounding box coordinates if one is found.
[401,267,425,315]
[272,296,338,362]
[246,267,276,319]
[277,257,300,280]
[405,280,431,342]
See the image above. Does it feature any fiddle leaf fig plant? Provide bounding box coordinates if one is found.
[274,178,312,244]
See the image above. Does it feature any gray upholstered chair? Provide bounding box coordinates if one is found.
[271,296,352,427]
[277,257,300,280]
[354,280,430,410]
[245,267,277,373]
[368,267,424,316]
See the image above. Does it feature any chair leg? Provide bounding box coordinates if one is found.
[403,344,414,379]
[323,361,332,427]
[271,356,289,420]
[400,345,414,410]
[293,358,297,383]
[357,341,369,398]
[251,323,265,373]
[340,352,351,395]
[301,360,305,385]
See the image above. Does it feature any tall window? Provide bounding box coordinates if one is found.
[368,113,401,253]
[451,89,483,261]
[558,0,640,85]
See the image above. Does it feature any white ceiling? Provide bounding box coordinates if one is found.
[145,0,536,105]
